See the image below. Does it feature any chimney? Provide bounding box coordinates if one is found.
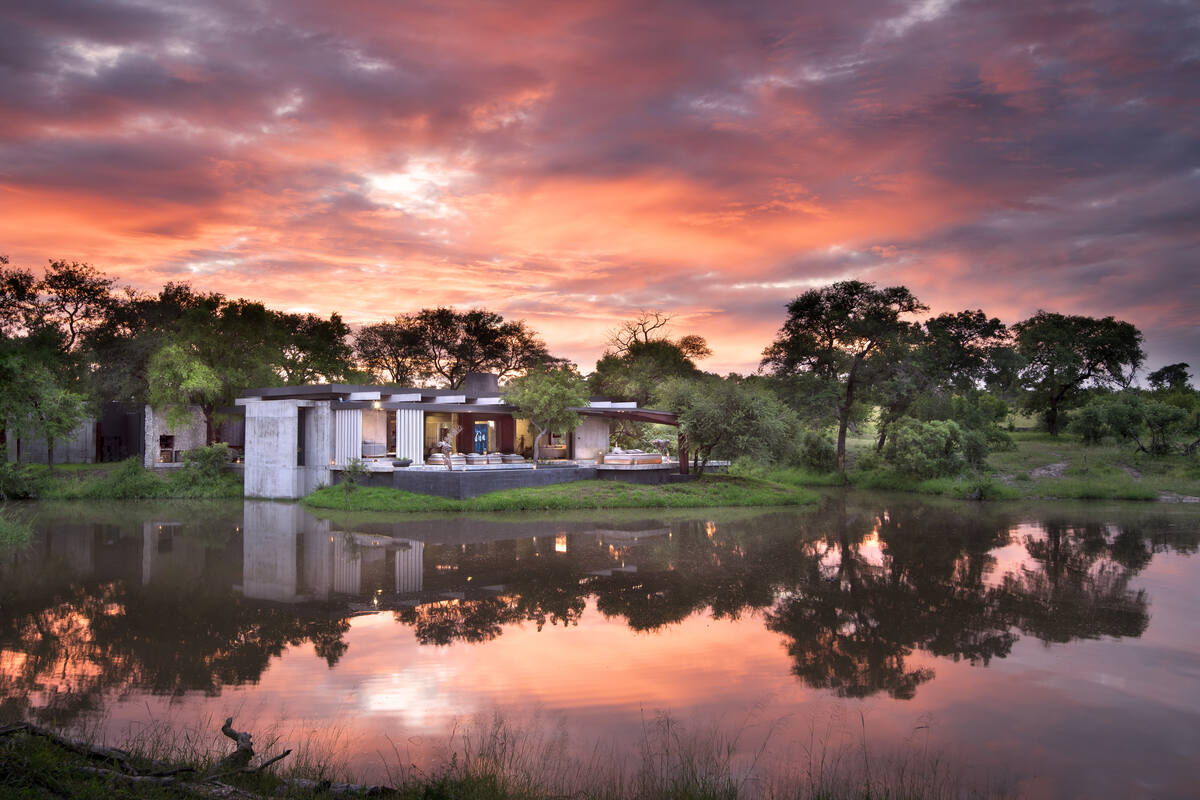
[462,372,500,395]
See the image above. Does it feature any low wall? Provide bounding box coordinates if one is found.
[358,463,694,499]
[371,465,596,499]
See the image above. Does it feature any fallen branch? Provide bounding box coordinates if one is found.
[215,716,255,772]
[0,722,134,773]
[76,765,178,786]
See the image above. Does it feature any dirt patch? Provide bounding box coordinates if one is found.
[1029,462,1068,479]
[1117,463,1143,480]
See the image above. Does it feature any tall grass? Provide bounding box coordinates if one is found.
[32,457,242,500]
[5,707,1012,799]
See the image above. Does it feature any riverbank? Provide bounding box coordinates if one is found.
[3,459,242,501]
[302,475,816,512]
[0,714,1010,800]
[764,432,1200,503]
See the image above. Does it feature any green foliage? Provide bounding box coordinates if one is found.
[591,337,705,406]
[34,458,242,500]
[1014,311,1145,435]
[181,443,231,477]
[1071,392,1192,455]
[0,460,39,500]
[882,418,966,479]
[762,280,927,470]
[340,457,370,508]
[355,307,561,387]
[797,430,837,472]
[147,341,222,429]
[1147,362,1191,391]
[656,375,799,475]
[504,365,590,461]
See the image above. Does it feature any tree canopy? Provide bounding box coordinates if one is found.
[762,280,927,470]
[503,365,590,462]
[355,307,561,388]
[1013,311,1144,435]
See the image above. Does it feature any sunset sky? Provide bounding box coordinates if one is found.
[1,0,1196,374]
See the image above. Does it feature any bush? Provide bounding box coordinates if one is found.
[1070,402,1108,445]
[181,443,231,477]
[0,461,39,500]
[882,418,965,479]
[960,428,990,470]
[797,430,837,472]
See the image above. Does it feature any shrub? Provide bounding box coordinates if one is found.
[960,428,990,470]
[882,418,965,479]
[0,461,39,500]
[181,443,231,477]
[1069,402,1108,444]
[797,430,837,472]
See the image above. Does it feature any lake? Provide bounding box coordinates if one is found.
[1,493,1197,798]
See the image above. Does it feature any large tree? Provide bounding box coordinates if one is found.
[872,309,1012,451]
[1013,311,1144,435]
[355,308,560,388]
[761,281,927,471]
[591,312,711,408]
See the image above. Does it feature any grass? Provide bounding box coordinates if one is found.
[303,476,817,513]
[11,458,243,501]
[761,431,1198,503]
[0,710,1012,800]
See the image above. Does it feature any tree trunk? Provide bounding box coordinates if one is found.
[677,433,688,475]
[46,437,55,474]
[202,404,216,445]
[835,362,861,473]
[532,427,544,466]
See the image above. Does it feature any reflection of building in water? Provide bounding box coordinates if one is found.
[240,500,423,602]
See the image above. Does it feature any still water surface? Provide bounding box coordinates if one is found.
[1,494,1198,798]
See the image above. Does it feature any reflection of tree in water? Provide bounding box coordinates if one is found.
[377,500,1190,700]
[0,573,349,726]
[999,519,1151,643]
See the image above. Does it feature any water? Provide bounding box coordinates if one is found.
[1,494,1197,798]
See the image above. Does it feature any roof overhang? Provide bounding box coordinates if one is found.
[572,407,679,425]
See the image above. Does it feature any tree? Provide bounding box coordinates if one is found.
[354,318,425,384]
[274,311,354,384]
[504,365,590,463]
[1013,312,1145,435]
[146,341,223,432]
[761,281,927,471]
[655,375,799,475]
[354,308,561,388]
[1147,363,1191,392]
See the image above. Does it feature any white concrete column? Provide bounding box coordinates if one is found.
[333,409,362,465]
[396,409,424,464]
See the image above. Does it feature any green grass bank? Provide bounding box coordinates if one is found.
[2,458,242,501]
[760,432,1200,502]
[303,475,816,513]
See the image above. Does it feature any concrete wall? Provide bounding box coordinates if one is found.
[383,465,599,499]
[242,399,332,499]
[572,417,610,461]
[7,420,96,464]
[143,405,208,468]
